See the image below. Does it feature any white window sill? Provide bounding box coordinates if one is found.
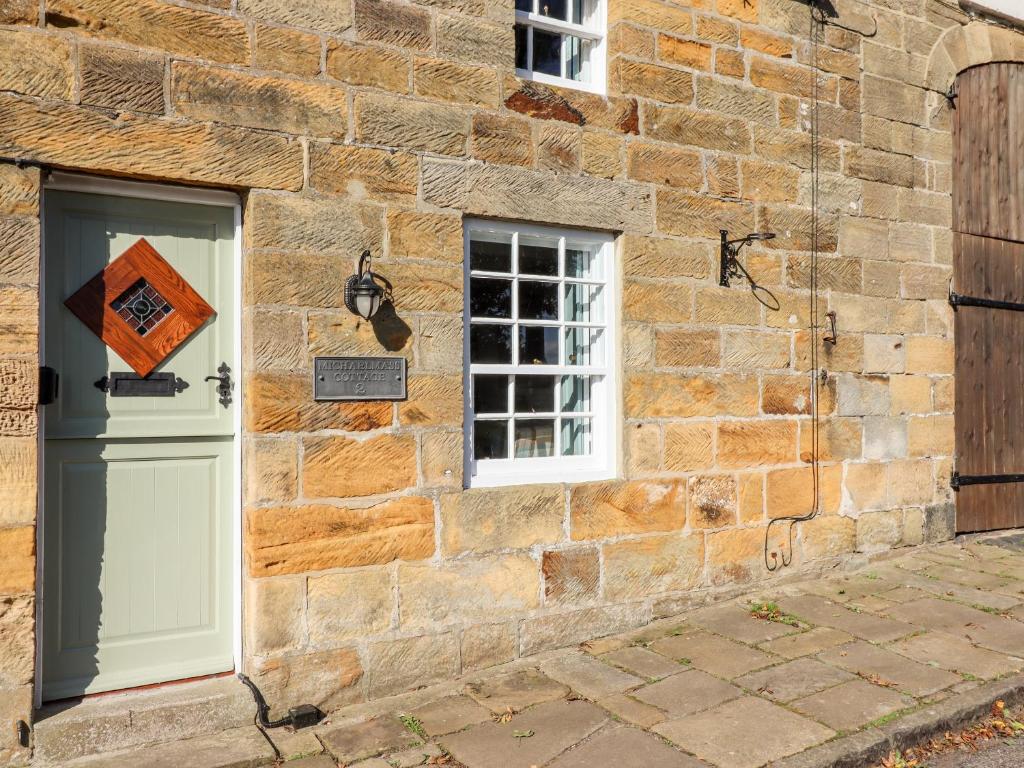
[467,466,615,489]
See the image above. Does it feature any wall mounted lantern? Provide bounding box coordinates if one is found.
[719,230,776,287]
[344,250,386,320]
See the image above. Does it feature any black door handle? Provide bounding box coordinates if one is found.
[39,367,59,405]
[204,362,233,408]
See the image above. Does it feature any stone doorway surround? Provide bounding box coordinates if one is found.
[926,20,1024,93]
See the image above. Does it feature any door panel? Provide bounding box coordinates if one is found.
[44,192,234,439]
[42,440,233,700]
[953,63,1024,533]
[42,188,236,700]
[954,234,1024,531]
[953,63,1024,244]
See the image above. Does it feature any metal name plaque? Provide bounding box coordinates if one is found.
[313,356,407,401]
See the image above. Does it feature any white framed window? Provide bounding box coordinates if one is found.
[515,0,607,95]
[463,220,617,488]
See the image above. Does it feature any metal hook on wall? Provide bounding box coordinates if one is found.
[823,310,838,346]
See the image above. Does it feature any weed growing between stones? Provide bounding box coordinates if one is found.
[749,601,801,627]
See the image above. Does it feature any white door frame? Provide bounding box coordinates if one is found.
[35,172,243,708]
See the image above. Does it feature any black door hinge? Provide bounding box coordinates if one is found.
[951,471,1024,491]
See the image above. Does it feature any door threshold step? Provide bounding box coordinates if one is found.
[33,676,254,765]
[58,725,276,768]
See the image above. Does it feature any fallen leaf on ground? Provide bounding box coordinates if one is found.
[513,729,535,739]
[858,671,898,688]
[876,702,1024,766]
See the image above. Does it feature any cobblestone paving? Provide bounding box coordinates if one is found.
[71,537,1024,768]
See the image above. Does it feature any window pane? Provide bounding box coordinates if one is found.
[532,28,561,76]
[538,0,567,19]
[560,375,591,412]
[519,280,559,320]
[474,374,508,413]
[470,237,512,272]
[514,24,528,70]
[566,245,600,279]
[519,326,559,365]
[565,35,591,81]
[515,0,532,10]
[561,418,592,456]
[475,420,509,460]
[514,419,555,457]
[514,375,556,413]
[565,327,603,366]
[470,277,512,318]
[564,283,602,323]
[471,325,512,363]
[519,239,558,275]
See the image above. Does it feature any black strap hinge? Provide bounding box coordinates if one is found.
[951,471,1024,491]
[949,290,1024,313]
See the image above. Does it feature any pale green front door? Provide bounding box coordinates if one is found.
[42,189,236,700]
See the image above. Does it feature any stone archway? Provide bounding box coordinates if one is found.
[927,20,1024,93]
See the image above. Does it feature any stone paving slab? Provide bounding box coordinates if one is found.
[687,602,803,644]
[733,658,854,703]
[776,594,918,643]
[599,646,686,681]
[653,696,834,768]
[923,564,1015,592]
[818,641,961,697]
[957,616,1024,656]
[596,692,666,728]
[874,565,1022,610]
[388,742,443,767]
[439,699,606,768]
[756,626,854,660]
[464,668,569,713]
[632,669,742,716]
[878,585,933,604]
[405,695,492,737]
[285,757,335,768]
[790,678,913,732]
[891,596,998,632]
[648,629,777,678]
[547,725,709,767]
[889,631,1024,680]
[319,715,422,765]
[540,652,644,700]
[846,594,898,613]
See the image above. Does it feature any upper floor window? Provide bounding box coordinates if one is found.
[464,220,617,488]
[514,0,607,94]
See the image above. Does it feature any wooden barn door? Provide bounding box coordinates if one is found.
[953,63,1024,532]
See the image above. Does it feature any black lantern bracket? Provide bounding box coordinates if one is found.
[719,230,776,288]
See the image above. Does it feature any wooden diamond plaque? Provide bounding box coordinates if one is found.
[65,238,216,377]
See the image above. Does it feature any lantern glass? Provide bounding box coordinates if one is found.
[354,275,382,319]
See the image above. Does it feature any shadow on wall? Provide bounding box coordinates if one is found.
[368,300,412,352]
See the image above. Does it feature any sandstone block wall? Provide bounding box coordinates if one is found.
[0,0,1021,756]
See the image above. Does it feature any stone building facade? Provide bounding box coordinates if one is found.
[1,0,1023,763]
